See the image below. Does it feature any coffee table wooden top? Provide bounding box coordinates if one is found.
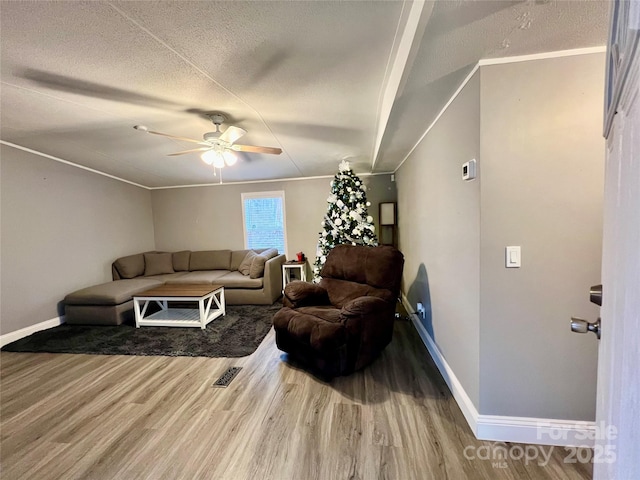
[134,284,223,298]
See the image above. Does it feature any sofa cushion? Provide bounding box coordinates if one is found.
[114,253,145,279]
[231,250,251,271]
[144,272,189,283]
[239,250,258,276]
[144,253,175,276]
[65,278,163,306]
[164,270,229,284]
[249,248,279,279]
[190,250,231,271]
[218,271,264,289]
[250,255,268,279]
[172,251,191,271]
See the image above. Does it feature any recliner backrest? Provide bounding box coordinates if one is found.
[320,245,404,297]
[319,277,396,308]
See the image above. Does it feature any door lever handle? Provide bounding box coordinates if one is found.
[571,317,601,339]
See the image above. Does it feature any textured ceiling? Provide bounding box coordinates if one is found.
[0,1,609,188]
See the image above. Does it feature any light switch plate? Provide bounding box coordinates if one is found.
[506,246,521,268]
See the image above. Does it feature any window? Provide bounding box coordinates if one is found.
[241,191,287,254]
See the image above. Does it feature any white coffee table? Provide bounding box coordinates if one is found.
[133,284,225,329]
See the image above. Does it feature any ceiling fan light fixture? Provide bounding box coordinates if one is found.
[201,149,216,165]
[223,150,238,166]
[212,154,225,169]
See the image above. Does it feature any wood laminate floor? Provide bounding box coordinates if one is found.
[0,319,592,480]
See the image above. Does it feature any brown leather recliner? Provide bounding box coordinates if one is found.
[273,244,404,377]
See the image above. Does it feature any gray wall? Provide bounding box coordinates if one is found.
[0,146,155,334]
[396,53,604,421]
[479,54,603,419]
[397,72,481,409]
[151,174,396,273]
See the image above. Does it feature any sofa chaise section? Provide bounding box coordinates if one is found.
[65,278,164,325]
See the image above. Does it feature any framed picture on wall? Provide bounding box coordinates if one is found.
[379,202,396,226]
[603,0,640,138]
[379,202,397,247]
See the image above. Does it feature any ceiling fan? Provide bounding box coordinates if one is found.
[133,113,282,168]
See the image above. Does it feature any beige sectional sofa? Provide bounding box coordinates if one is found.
[64,249,285,325]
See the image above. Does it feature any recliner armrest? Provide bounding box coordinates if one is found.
[341,296,390,318]
[341,296,396,349]
[283,281,330,308]
[340,296,395,370]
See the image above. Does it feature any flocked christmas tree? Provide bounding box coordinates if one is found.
[313,160,378,281]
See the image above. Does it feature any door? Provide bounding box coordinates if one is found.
[592,31,640,479]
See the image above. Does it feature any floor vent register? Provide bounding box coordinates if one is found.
[212,366,242,388]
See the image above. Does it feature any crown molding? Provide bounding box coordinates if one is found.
[149,171,395,190]
[478,46,606,67]
[0,141,150,189]
[1,140,392,190]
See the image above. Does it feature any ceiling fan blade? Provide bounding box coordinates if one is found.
[231,144,282,155]
[147,130,210,145]
[167,147,212,156]
[219,126,247,145]
[134,126,209,145]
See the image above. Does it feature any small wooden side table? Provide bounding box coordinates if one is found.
[282,261,306,292]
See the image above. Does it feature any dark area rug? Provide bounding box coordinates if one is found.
[2,303,282,358]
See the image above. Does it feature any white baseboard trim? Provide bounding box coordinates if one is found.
[401,294,595,447]
[476,415,596,448]
[402,294,479,432]
[0,316,65,347]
